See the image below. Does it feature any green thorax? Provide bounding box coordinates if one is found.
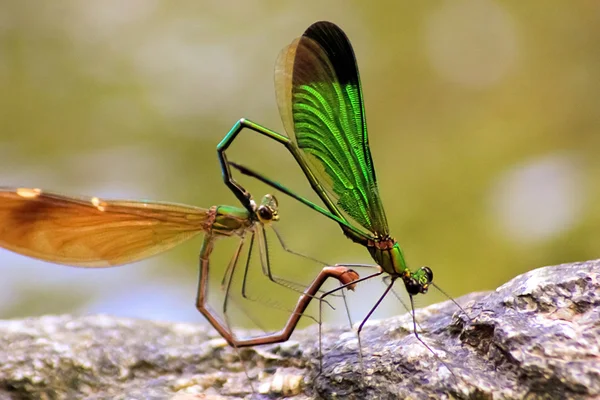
[368,239,408,276]
[212,205,253,237]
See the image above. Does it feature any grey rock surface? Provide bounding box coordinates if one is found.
[0,259,598,400]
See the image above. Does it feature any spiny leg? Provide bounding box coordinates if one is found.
[268,226,350,304]
[258,225,330,299]
[269,225,353,302]
[195,235,362,392]
[239,224,336,312]
[219,267,359,347]
[222,231,319,333]
[220,232,296,327]
[195,234,359,348]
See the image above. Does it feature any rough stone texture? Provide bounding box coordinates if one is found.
[0,259,598,400]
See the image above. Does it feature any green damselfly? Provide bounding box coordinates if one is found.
[217,21,467,372]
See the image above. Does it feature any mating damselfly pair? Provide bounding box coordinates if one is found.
[0,21,468,390]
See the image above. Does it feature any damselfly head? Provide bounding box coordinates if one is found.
[404,266,433,295]
[257,194,279,223]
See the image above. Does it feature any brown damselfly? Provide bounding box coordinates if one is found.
[0,187,359,348]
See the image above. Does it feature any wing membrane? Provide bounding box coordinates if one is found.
[275,21,389,236]
[0,188,209,267]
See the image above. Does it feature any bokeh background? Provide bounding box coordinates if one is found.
[1,1,599,334]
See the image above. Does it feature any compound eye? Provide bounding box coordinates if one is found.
[422,266,433,283]
[270,194,278,207]
[405,278,421,296]
[258,206,273,221]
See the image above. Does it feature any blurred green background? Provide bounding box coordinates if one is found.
[1,1,599,334]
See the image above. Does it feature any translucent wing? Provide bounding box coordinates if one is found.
[275,21,389,236]
[0,187,210,267]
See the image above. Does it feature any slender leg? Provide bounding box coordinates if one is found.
[239,225,336,310]
[316,263,382,371]
[219,230,310,332]
[225,229,321,328]
[236,230,325,325]
[353,278,397,377]
[271,225,328,266]
[207,235,258,391]
[270,225,349,301]
[239,231,255,299]
[408,295,460,383]
[256,224,326,295]
[237,225,306,297]
[257,223,273,280]
[317,268,385,370]
[383,275,419,329]
[357,279,396,335]
[220,234,246,291]
[317,277,403,378]
[222,232,288,333]
[196,232,360,347]
[330,263,381,270]
[316,270,461,384]
[221,236,246,320]
[431,282,472,322]
[196,234,232,341]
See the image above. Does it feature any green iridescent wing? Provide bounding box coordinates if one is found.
[275,21,389,236]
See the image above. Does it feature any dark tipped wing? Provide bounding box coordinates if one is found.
[0,188,209,267]
[275,21,388,236]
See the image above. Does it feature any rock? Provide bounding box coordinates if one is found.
[0,259,598,399]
